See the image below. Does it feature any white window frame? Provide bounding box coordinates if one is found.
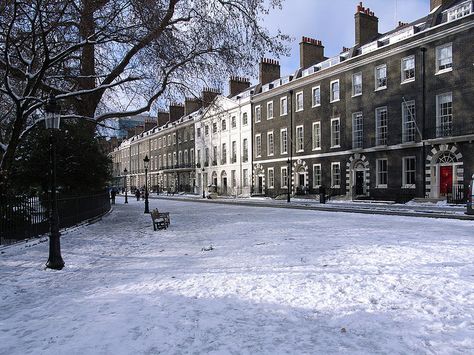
[331,162,341,188]
[267,101,274,120]
[312,121,321,151]
[296,125,304,152]
[312,86,321,107]
[330,79,340,102]
[375,106,388,146]
[267,168,274,189]
[402,100,416,143]
[330,117,340,148]
[255,106,261,123]
[242,112,248,126]
[255,134,262,157]
[401,55,415,83]
[280,97,288,116]
[221,119,227,131]
[436,92,453,137]
[231,116,237,128]
[313,164,321,188]
[352,73,362,97]
[281,167,288,188]
[436,43,453,74]
[402,156,416,188]
[375,64,387,90]
[376,158,388,188]
[280,128,288,155]
[267,131,274,157]
[295,91,304,112]
[352,112,363,149]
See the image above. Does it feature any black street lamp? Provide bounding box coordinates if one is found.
[287,158,291,203]
[202,167,205,198]
[143,155,150,213]
[124,168,128,204]
[44,94,64,270]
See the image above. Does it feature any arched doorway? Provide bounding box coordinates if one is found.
[346,153,370,198]
[253,163,265,194]
[292,159,308,194]
[221,170,228,195]
[426,145,463,198]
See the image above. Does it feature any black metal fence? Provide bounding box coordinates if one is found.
[447,184,466,204]
[0,192,111,245]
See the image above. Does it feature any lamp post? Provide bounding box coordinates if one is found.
[287,158,291,203]
[124,168,128,204]
[202,167,205,198]
[143,155,150,213]
[45,94,64,270]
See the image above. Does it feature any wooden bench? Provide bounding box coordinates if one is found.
[151,209,170,230]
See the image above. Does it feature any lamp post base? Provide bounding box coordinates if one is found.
[46,231,64,270]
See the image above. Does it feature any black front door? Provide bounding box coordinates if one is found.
[355,171,364,195]
[223,178,227,193]
[258,176,263,193]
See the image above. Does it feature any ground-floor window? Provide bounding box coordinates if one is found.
[243,169,249,187]
[376,158,388,188]
[403,157,416,187]
[331,162,341,188]
[313,164,321,188]
[281,167,288,188]
[268,168,274,189]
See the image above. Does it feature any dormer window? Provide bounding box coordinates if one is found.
[447,1,473,22]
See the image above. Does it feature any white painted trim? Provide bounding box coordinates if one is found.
[295,91,304,112]
[311,85,321,107]
[330,79,340,103]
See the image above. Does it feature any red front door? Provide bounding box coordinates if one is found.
[440,166,453,195]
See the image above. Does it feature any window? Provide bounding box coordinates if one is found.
[436,43,452,72]
[243,139,248,162]
[267,131,274,156]
[173,152,177,165]
[205,148,209,165]
[243,169,249,187]
[212,146,217,165]
[167,153,171,167]
[232,141,237,162]
[352,112,363,149]
[403,157,416,187]
[376,159,388,187]
[173,133,176,144]
[178,151,182,165]
[312,122,321,150]
[221,143,227,164]
[231,116,236,128]
[375,64,387,90]
[255,134,262,157]
[313,164,321,188]
[296,91,304,111]
[205,125,209,136]
[158,156,162,169]
[312,86,321,107]
[221,119,227,131]
[212,122,217,133]
[352,73,362,96]
[330,80,340,102]
[296,125,304,152]
[268,168,274,188]
[331,118,340,148]
[281,167,288,188]
[267,101,274,119]
[167,135,171,146]
[436,92,453,137]
[280,97,288,116]
[231,170,236,187]
[197,149,201,166]
[255,106,261,123]
[375,107,388,146]
[280,128,288,154]
[242,112,248,125]
[401,56,415,83]
[402,100,416,143]
[190,148,194,164]
[331,162,341,188]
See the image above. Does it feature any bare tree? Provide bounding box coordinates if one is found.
[0,0,288,189]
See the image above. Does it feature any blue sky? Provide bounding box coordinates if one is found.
[262,0,430,78]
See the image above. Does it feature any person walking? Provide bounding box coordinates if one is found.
[135,189,140,201]
[110,188,117,204]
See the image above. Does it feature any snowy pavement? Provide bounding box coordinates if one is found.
[1,197,474,354]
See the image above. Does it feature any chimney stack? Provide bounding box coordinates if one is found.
[299,37,325,69]
[355,2,379,46]
[169,103,184,123]
[144,119,155,132]
[184,97,202,115]
[259,58,280,85]
[157,111,170,126]
[201,88,220,107]
[229,76,251,97]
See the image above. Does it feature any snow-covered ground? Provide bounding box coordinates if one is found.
[1,197,473,354]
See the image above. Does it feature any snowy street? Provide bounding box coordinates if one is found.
[1,197,474,354]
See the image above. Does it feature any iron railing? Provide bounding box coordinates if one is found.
[0,192,111,245]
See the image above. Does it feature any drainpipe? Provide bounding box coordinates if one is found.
[421,47,427,199]
[288,90,293,203]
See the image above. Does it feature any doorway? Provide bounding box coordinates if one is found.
[440,166,453,196]
[258,176,263,194]
[355,171,364,195]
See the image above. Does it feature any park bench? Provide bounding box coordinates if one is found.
[151,209,170,230]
